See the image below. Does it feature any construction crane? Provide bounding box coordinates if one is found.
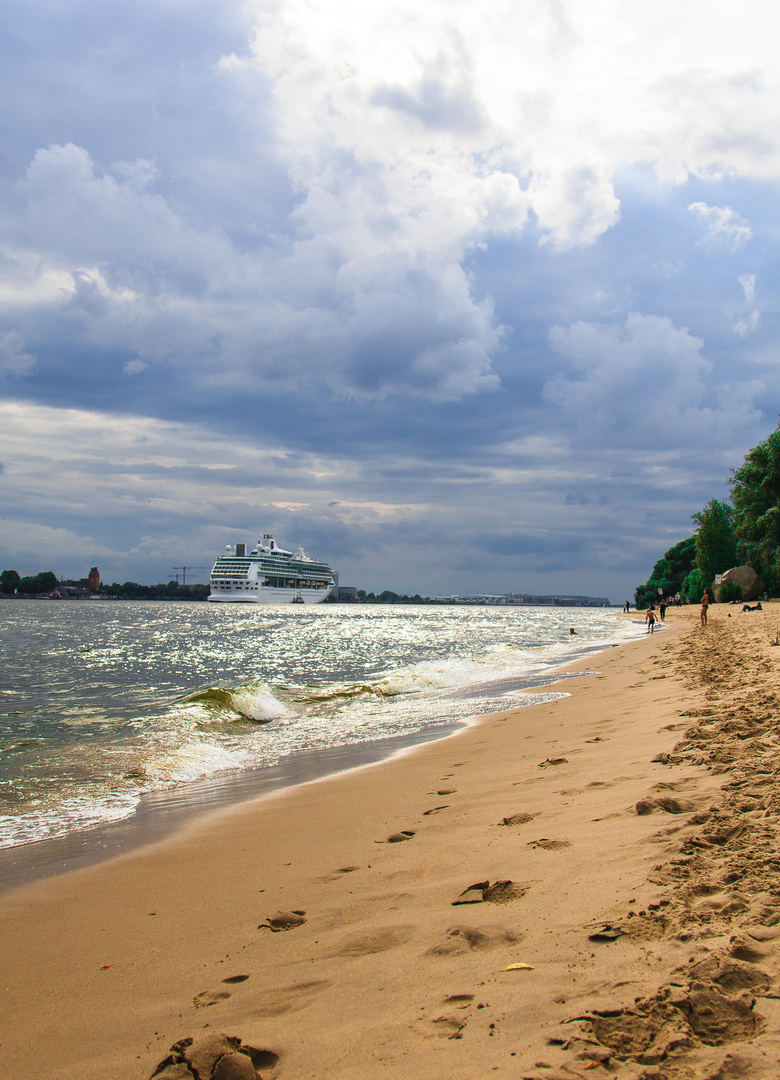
[170,566,208,587]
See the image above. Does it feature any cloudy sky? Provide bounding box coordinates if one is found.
[1,0,778,600]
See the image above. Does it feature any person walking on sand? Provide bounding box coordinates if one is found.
[646,604,657,634]
[700,591,710,628]
[659,599,667,621]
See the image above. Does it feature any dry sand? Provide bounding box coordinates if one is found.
[3,604,780,1079]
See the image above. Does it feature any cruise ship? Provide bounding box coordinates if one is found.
[208,534,335,604]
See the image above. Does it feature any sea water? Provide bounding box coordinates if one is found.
[0,601,644,850]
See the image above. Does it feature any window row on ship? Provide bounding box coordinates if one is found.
[211,579,329,590]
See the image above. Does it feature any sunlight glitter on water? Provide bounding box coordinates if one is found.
[0,601,644,847]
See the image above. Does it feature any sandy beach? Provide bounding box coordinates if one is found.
[3,604,780,1080]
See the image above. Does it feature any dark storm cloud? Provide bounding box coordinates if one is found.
[1,0,780,599]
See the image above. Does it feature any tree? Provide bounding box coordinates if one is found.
[731,427,780,594]
[634,535,697,608]
[692,499,736,593]
[682,567,705,604]
[18,570,58,594]
[0,569,21,593]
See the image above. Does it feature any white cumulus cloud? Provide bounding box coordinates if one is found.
[688,202,753,249]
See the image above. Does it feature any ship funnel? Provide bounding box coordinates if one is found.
[235,543,246,557]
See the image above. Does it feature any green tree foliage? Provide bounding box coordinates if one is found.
[634,535,696,608]
[1,571,207,601]
[730,428,780,594]
[0,569,21,593]
[719,579,743,603]
[347,589,432,604]
[18,571,58,594]
[107,581,209,600]
[692,499,736,592]
[682,567,705,604]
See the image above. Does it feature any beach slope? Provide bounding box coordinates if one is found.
[3,607,780,1079]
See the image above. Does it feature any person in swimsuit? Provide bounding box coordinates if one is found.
[646,604,657,634]
[700,591,710,628]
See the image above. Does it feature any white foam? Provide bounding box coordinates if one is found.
[142,740,251,784]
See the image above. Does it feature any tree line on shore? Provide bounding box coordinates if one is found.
[0,572,438,603]
[327,590,433,604]
[0,570,209,601]
[635,427,780,608]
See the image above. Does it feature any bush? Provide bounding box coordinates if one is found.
[719,579,743,603]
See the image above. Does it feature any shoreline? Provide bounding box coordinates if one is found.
[0,720,462,892]
[6,606,779,1079]
[0,631,631,892]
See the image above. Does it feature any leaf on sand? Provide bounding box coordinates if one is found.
[501,962,535,971]
[100,964,113,969]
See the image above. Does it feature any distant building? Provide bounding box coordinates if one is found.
[336,585,358,601]
[434,593,612,607]
[58,567,109,599]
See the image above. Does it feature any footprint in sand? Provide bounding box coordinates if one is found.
[376,830,416,843]
[423,805,449,815]
[192,989,231,1008]
[587,985,762,1056]
[190,975,250,1008]
[427,925,521,956]
[498,812,537,826]
[526,838,571,850]
[430,1014,467,1039]
[539,757,569,768]
[315,864,362,883]
[452,879,530,905]
[635,796,697,815]
[249,980,330,1018]
[685,950,771,993]
[258,910,307,932]
[332,925,416,957]
[149,1032,279,1080]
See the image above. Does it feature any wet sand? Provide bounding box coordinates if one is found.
[0,721,462,892]
[3,604,780,1079]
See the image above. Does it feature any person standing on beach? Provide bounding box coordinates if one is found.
[646,605,657,634]
[659,600,667,621]
[700,591,710,628]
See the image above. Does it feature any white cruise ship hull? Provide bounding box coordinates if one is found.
[208,586,332,604]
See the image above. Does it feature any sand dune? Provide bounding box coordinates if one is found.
[3,604,780,1079]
